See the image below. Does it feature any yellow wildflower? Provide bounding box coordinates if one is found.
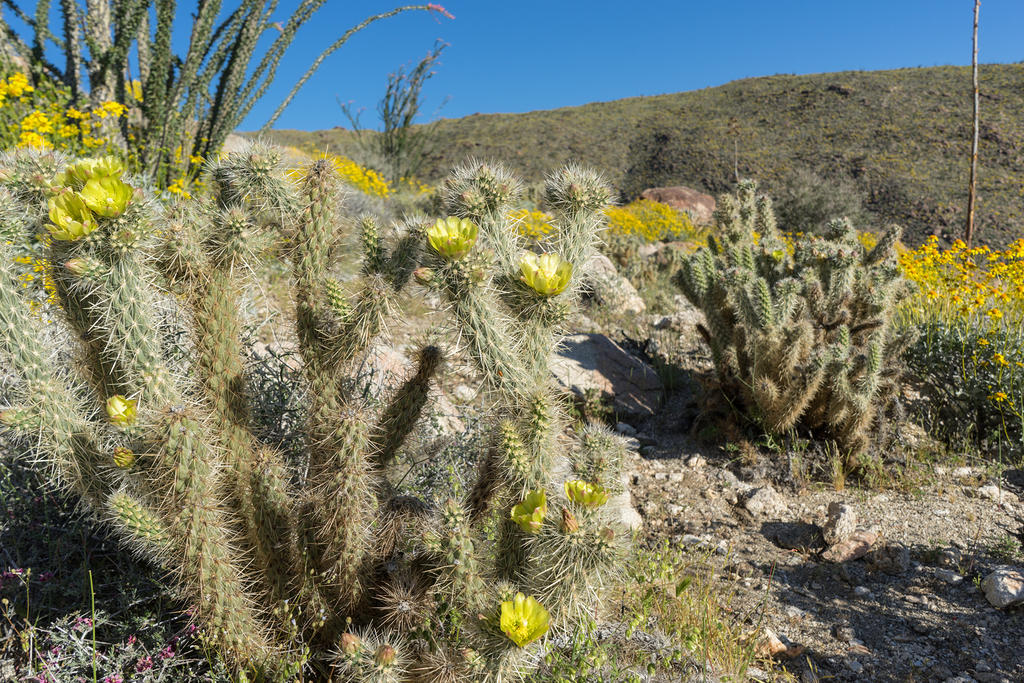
[105,395,138,426]
[564,480,609,508]
[427,216,478,260]
[80,176,133,218]
[499,593,550,647]
[510,489,546,533]
[519,252,573,296]
[47,192,98,241]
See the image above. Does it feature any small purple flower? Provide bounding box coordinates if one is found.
[126,634,137,646]
[159,644,175,659]
[73,616,92,631]
[136,655,153,673]
[38,571,54,582]
[102,676,123,683]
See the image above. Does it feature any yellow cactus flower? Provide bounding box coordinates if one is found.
[47,192,98,241]
[519,252,573,296]
[510,489,546,533]
[564,479,609,508]
[105,395,138,426]
[113,447,136,469]
[80,176,133,218]
[427,216,478,260]
[499,593,550,647]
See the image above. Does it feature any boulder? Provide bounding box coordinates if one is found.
[822,502,857,546]
[640,185,717,224]
[742,485,787,520]
[822,529,878,563]
[866,542,910,575]
[552,334,663,419]
[585,253,645,315]
[980,568,1024,608]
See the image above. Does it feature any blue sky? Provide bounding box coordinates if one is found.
[8,1,1024,131]
[246,0,1024,131]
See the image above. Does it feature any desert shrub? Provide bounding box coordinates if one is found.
[900,237,1024,462]
[0,148,629,680]
[600,200,704,291]
[604,199,699,243]
[0,69,128,156]
[676,180,914,458]
[771,167,868,235]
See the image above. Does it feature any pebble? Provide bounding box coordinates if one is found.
[615,421,637,436]
[846,659,864,674]
[853,586,871,597]
[686,454,706,468]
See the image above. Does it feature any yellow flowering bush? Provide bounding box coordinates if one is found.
[328,152,392,197]
[508,208,555,239]
[604,199,700,243]
[900,236,1024,460]
[0,71,126,155]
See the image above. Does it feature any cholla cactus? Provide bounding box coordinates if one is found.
[676,180,914,456]
[0,147,628,679]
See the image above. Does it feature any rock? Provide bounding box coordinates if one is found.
[853,586,871,597]
[423,393,465,440]
[980,568,1024,608]
[978,484,1019,504]
[866,542,911,575]
[551,334,663,418]
[652,304,705,333]
[822,502,857,546]
[755,627,787,658]
[686,455,706,469]
[615,422,637,436]
[935,568,964,585]
[452,384,476,403]
[610,469,643,532]
[822,528,879,562]
[743,485,787,520]
[640,185,717,224]
[250,340,303,372]
[585,253,646,315]
[358,343,410,398]
[831,624,856,643]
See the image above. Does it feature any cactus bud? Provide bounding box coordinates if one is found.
[113,446,135,469]
[339,632,361,656]
[560,507,579,534]
[105,395,138,426]
[374,644,396,668]
[413,267,436,286]
[64,256,108,280]
[519,252,573,297]
[427,216,478,260]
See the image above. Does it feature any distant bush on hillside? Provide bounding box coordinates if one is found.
[772,168,868,235]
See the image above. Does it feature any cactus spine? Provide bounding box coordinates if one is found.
[0,147,629,679]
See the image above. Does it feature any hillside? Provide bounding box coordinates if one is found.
[262,64,1024,247]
